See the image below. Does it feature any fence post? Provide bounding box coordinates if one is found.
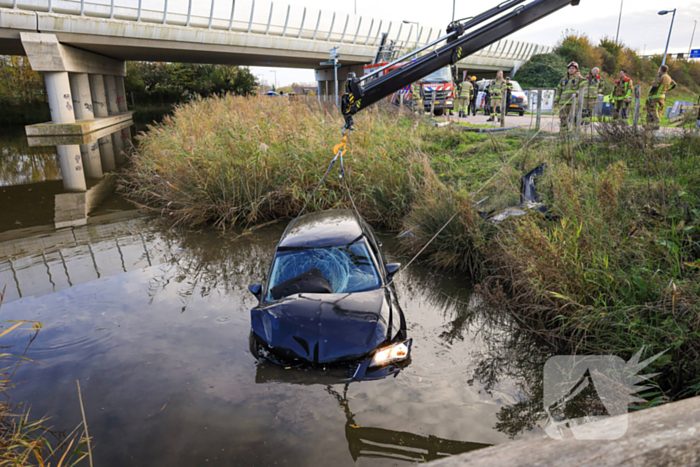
[430,89,435,116]
[281,4,290,36]
[136,0,142,21]
[208,0,215,28]
[162,0,167,24]
[247,0,255,33]
[312,10,322,40]
[264,2,273,35]
[633,85,641,130]
[297,7,306,38]
[535,89,542,131]
[185,0,192,26]
[576,88,585,132]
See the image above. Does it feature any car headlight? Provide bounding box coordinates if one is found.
[370,341,410,367]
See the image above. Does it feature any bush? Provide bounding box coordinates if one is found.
[553,30,600,71]
[121,96,435,230]
[514,53,570,88]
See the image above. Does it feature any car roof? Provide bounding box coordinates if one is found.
[278,209,365,249]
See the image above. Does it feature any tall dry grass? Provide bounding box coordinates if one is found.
[122,95,435,230]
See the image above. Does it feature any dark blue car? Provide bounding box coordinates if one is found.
[248,209,411,380]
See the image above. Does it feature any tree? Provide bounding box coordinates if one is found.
[554,30,601,71]
[513,53,570,88]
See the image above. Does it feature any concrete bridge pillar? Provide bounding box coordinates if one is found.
[315,64,365,103]
[45,71,87,192]
[104,75,126,165]
[115,76,133,152]
[70,73,103,179]
[89,74,117,172]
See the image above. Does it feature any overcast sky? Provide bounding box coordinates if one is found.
[251,0,700,86]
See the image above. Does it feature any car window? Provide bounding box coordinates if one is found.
[511,81,523,92]
[266,242,381,301]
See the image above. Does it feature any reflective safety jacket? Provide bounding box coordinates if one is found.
[648,73,677,99]
[554,72,584,105]
[611,77,633,101]
[489,78,506,98]
[585,75,605,99]
[412,82,422,100]
[459,81,473,99]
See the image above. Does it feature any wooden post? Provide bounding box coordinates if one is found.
[535,89,542,131]
[576,89,585,133]
[430,89,436,116]
[633,85,641,130]
[500,98,506,128]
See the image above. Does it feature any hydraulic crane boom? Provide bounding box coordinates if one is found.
[340,0,581,130]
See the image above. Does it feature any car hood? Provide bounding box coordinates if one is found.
[251,288,390,364]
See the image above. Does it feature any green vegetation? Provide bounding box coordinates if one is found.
[515,31,700,118]
[122,95,700,403]
[0,56,50,126]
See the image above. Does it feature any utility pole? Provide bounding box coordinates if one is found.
[615,0,623,44]
[689,20,697,56]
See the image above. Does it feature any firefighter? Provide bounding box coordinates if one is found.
[553,61,585,132]
[459,78,473,118]
[487,70,506,123]
[469,76,478,116]
[504,77,514,116]
[646,64,677,125]
[412,79,423,115]
[583,67,605,122]
[610,69,633,120]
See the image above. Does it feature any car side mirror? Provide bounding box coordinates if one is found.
[248,284,262,297]
[385,263,401,277]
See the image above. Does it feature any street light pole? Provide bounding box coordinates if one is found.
[615,0,623,45]
[659,9,677,66]
[689,20,697,57]
[269,70,277,91]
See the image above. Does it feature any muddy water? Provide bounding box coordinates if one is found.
[0,127,61,186]
[0,212,543,466]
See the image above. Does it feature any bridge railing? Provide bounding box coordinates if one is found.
[1,0,548,62]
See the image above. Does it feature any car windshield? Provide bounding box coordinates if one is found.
[423,67,451,82]
[510,81,523,92]
[266,241,381,301]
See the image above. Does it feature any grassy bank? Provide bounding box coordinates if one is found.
[122,94,700,402]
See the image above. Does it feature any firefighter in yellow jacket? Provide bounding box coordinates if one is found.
[646,64,677,125]
[553,61,585,132]
[412,80,423,115]
[458,79,473,118]
[487,70,506,123]
[610,69,633,120]
[584,67,605,121]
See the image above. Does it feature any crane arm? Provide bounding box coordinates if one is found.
[340,0,581,130]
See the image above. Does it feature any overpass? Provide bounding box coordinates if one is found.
[0,0,550,210]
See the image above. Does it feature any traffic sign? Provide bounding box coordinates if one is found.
[690,49,700,58]
[319,61,341,67]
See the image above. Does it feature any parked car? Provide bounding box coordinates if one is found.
[248,209,412,380]
[474,79,528,116]
[265,90,280,96]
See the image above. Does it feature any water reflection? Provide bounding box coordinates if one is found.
[0,215,545,466]
[0,127,61,186]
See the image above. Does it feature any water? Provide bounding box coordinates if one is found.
[0,211,546,465]
[0,127,61,186]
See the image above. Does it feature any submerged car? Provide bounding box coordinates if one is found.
[248,209,411,380]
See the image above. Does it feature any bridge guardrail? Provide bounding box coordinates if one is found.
[1,0,549,63]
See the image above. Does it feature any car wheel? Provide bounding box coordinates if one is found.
[249,333,262,360]
[519,111,524,117]
[433,109,444,117]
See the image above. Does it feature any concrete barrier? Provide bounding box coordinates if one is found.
[428,396,700,466]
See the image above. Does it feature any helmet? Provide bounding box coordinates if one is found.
[471,76,477,81]
[567,61,579,69]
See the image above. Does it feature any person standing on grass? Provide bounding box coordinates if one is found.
[553,61,585,132]
[487,70,506,123]
[610,69,633,120]
[646,64,677,126]
[584,67,605,123]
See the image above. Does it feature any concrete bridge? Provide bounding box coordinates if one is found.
[0,0,550,218]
